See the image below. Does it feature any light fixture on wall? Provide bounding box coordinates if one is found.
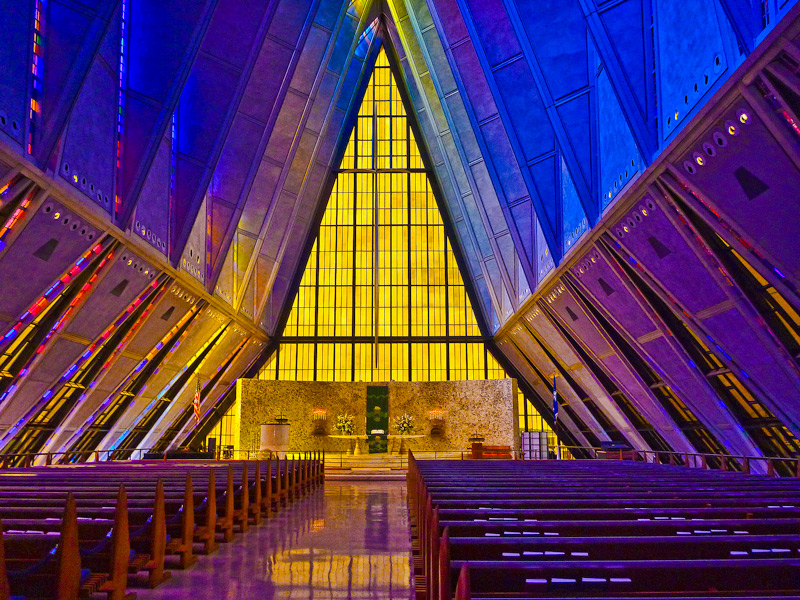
[312,409,327,436]
[427,409,445,421]
[428,409,445,437]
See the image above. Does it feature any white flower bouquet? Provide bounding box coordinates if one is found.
[335,413,355,435]
[394,413,415,435]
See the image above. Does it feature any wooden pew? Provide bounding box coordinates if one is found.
[450,563,800,600]
[0,456,324,598]
[440,516,800,538]
[249,462,262,526]
[0,482,170,590]
[445,533,800,561]
[410,456,800,600]
[0,469,213,570]
[230,463,248,534]
[165,472,196,568]
[3,494,81,600]
[445,556,800,597]
[193,468,218,554]
[0,486,133,600]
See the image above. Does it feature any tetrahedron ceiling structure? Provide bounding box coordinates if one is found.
[0,0,799,468]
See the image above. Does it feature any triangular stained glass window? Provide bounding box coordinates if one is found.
[261,48,507,383]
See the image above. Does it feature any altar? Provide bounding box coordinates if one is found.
[235,379,519,455]
[327,433,426,455]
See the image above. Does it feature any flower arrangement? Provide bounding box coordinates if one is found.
[394,413,415,435]
[335,413,355,435]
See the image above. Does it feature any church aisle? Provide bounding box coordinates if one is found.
[137,480,413,599]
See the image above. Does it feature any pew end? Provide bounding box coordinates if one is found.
[454,564,470,600]
[138,479,171,588]
[193,469,218,555]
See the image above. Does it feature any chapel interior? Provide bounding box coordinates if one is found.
[0,1,800,599]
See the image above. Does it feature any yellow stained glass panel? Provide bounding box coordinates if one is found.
[251,48,539,428]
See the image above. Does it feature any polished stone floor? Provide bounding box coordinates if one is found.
[138,480,413,599]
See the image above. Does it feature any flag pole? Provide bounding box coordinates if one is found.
[553,375,560,460]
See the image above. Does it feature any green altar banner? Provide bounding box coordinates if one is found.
[366,385,389,454]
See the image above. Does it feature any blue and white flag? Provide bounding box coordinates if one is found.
[552,376,558,422]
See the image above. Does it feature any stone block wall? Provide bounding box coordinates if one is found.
[236,379,519,453]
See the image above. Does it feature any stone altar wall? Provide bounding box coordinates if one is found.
[236,379,519,453]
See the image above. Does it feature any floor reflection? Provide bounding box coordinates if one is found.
[365,490,389,551]
[137,481,413,599]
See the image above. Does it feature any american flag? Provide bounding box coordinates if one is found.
[193,378,201,425]
[552,376,558,422]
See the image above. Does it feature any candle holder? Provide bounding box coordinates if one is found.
[468,431,485,443]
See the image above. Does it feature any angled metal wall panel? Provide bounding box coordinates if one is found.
[409,1,522,314]
[42,285,198,454]
[534,217,555,281]
[149,329,255,451]
[0,160,16,185]
[505,322,610,445]
[0,197,102,334]
[121,285,196,356]
[234,231,258,314]
[0,0,33,150]
[429,0,550,281]
[257,3,375,333]
[43,355,138,450]
[542,282,696,453]
[495,335,589,448]
[108,321,229,456]
[670,93,800,287]
[492,10,800,458]
[132,129,172,256]
[32,0,119,166]
[117,309,226,422]
[205,0,322,291]
[58,6,120,214]
[388,0,516,327]
[164,0,277,262]
[174,336,264,449]
[609,187,800,434]
[582,0,658,159]
[214,242,235,307]
[62,249,158,340]
[138,322,248,448]
[0,278,168,460]
[97,306,228,451]
[596,67,644,210]
[499,0,597,226]
[117,0,217,226]
[522,303,654,451]
[178,195,208,285]
[718,0,762,54]
[0,247,158,437]
[568,242,764,459]
[654,0,743,144]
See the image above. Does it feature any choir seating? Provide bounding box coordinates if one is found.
[407,453,800,600]
[0,452,323,600]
